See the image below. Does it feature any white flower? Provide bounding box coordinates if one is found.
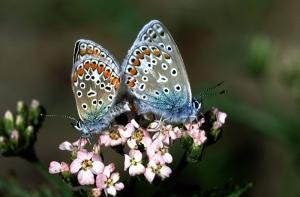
[144,160,172,183]
[96,164,124,196]
[147,140,173,164]
[70,151,104,185]
[124,150,145,176]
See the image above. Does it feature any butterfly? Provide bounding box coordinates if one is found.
[122,20,201,123]
[71,39,130,137]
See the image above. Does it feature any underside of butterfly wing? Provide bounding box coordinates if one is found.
[123,42,189,114]
[71,56,121,123]
[73,39,120,74]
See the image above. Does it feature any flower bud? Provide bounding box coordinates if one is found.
[24,125,34,143]
[4,110,14,134]
[15,115,25,131]
[186,144,204,163]
[29,99,41,126]
[10,130,19,143]
[0,136,6,147]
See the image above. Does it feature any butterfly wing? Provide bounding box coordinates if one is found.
[130,20,192,100]
[122,20,191,114]
[71,55,121,122]
[73,39,120,74]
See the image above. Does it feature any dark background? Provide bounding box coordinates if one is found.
[0,0,300,196]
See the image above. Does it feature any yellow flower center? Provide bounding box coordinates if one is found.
[105,178,113,186]
[152,163,162,173]
[130,158,137,165]
[81,159,92,170]
[109,130,121,140]
[132,129,143,142]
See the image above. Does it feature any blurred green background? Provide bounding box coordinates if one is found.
[1,0,300,196]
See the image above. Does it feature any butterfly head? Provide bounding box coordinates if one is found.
[192,97,202,113]
[72,120,92,138]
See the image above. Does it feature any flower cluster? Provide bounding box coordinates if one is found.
[0,100,44,159]
[49,108,227,196]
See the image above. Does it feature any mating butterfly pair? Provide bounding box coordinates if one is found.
[71,20,202,137]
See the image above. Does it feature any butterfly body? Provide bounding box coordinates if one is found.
[72,40,129,136]
[122,20,201,124]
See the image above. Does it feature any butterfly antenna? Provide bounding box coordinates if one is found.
[199,81,227,98]
[40,113,78,122]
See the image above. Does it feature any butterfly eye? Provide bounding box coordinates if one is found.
[193,101,201,110]
[74,121,82,130]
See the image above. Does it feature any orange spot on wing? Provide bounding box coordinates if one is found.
[143,48,151,55]
[77,68,84,76]
[164,53,171,59]
[91,62,97,70]
[133,59,140,66]
[128,67,138,75]
[87,49,93,54]
[84,62,90,70]
[79,49,86,56]
[72,73,78,82]
[153,49,161,57]
[111,77,120,88]
[97,64,105,74]
[127,79,136,88]
[136,51,144,59]
[104,70,111,79]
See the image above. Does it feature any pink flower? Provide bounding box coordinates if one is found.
[185,123,207,146]
[124,150,145,176]
[91,188,102,197]
[49,161,70,174]
[59,139,88,151]
[150,123,182,145]
[96,165,124,196]
[144,160,172,183]
[212,108,227,129]
[10,130,19,143]
[147,140,173,164]
[127,120,152,149]
[70,151,104,185]
[99,124,132,147]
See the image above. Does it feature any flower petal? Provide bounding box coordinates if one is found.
[163,153,173,164]
[92,161,104,174]
[77,150,93,160]
[59,141,73,151]
[124,154,131,171]
[217,111,227,124]
[91,188,102,197]
[70,159,82,174]
[129,164,145,176]
[107,186,117,196]
[130,119,140,128]
[111,172,120,183]
[144,168,155,183]
[49,161,61,174]
[127,139,137,149]
[60,162,70,172]
[115,182,124,191]
[160,165,172,179]
[133,150,143,162]
[96,174,107,189]
[78,170,95,185]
